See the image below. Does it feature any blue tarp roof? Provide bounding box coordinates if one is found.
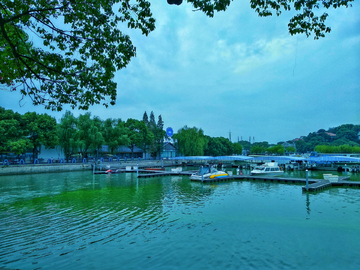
[170,155,360,163]
[170,156,252,161]
[170,156,216,160]
[308,156,360,162]
[250,156,306,161]
[214,156,254,161]
[169,155,304,161]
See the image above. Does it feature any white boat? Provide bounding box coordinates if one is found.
[171,167,183,173]
[190,165,228,181]
[250,162,284,176]
[323,174,339,183]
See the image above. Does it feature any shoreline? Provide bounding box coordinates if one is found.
[0,160,177,176]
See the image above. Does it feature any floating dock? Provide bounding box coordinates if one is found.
[94,167,360,193]
[187,174,358,192]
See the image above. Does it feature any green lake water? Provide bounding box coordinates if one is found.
[1,169,360,270]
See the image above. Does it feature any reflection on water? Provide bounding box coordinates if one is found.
[305,193,311,216]
[0,170,360,270]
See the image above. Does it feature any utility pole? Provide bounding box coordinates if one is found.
[229,130,232,142]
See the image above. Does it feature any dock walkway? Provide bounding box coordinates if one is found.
[188,174,359,192]
[94,168,360,193]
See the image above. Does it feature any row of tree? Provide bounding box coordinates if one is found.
[314,145,360,154]
[1,106,359,160]
[0,108,165,161]
[58,110,166,161]
[292,125,360,153]
[247,142,294,156]
[0,107,58,159]
[235,124,360,155]
[174,126,243,156]
[1,107,244,160]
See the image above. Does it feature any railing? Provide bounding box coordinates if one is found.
[1,156,162,166]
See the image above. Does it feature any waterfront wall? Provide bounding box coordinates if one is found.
[0,163,91,176]
[0,160,178,176]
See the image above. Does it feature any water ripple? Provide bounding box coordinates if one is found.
[1,172,360,270]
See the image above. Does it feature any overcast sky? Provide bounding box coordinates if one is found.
[1,1,359,144]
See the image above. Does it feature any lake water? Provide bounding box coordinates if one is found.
[1,169,360,270]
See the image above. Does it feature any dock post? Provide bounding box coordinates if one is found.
[305,170,309,191]
[345,164,347,177]
[137,163,139,177]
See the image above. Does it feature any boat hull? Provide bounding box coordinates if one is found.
[323,174,339,182]
[250,172,284,176]
[310,166,338,171]
[190,172,228,181]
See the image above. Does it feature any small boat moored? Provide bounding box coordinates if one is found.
[171,167,183,173]
[250,162,284,176]
[190,165,228,181]
[323,174,339,182]
[145,167,165,171]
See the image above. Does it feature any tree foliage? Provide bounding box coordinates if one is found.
[174,126,206,156]
[285,146,296,153]
[103,118,130,154]
[233,142,243,155]
[315,144,360,154]
[295,124,360,152]
[153,114,166,156]
[23,111,59,158]
[267,144,285,155]
[142,111,165,157]
[204,136,234,156]
[185,0,354,38]
[1,0,353,110]
[0,0,155,110]
[125,118,152,157]
[0,107,32,156]
[75,113,105,157]
[58,111,78,161]
[250,144,266,155]
[2,106,359,159]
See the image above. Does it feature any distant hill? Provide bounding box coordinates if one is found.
[290,124,360,153]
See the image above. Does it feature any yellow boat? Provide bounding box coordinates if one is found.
[190,165,228,181]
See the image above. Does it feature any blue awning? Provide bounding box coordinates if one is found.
[169,155,360,163]
[251,156,306,162]
[308,156,360,163]
[169,155,253,161]
[214,156,254,161]
[170,156,215,160]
